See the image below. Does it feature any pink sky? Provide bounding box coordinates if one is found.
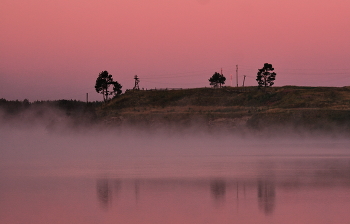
[1,0,349,101]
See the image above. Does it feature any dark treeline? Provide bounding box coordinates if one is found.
[0,98,102,127]
[0,98,100,113]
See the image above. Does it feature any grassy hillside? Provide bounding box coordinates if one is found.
[98,86,350,133]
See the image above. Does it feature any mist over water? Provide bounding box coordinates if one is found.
[1,107,350,223]
[2,119,349,178]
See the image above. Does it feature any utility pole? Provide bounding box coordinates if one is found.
[243,75,246,87]
[220,68,223,88]
[86,93,88,104]
[236,65,238,87]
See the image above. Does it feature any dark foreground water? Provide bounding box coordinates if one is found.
[1,128,350,223]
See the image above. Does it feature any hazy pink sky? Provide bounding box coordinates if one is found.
[1,0,349,101]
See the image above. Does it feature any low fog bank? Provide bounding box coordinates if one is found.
[1,106,350,162]
[2,98,350,181]
[1,101,350,139]
[0,100,98,133]
[1,98,350,138]
[2,124,350,180]
[2,108,350,180]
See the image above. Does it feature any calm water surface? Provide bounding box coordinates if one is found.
[1,129,350,223]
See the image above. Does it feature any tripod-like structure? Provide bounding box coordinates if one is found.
[133,75,140,90]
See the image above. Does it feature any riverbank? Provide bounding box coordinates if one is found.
[97,86,350,134]
[1,86,350,134]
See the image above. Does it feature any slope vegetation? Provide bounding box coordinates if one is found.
[98,86,350,133]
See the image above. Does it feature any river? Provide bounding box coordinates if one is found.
[1,126,350,223]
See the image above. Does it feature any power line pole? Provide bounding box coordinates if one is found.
[220,68,223,88]
[236,65,238,87]
[243,75,246,87]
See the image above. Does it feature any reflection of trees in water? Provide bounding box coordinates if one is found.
[96,178,278,213]
[113,179,122,196]
[96,179,112,209]
[134,180,140,201]
[210,180,226,200]
[257,180,276,215]
[96,179,121,209]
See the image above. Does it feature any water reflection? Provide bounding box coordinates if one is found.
[96,178,278,214]
[257,180,276,215]
[3,156,350,223]
[210,180,226,207]
[93,172,350,220]
[210,180,226,199]
[96,179,122,209]
[134,180,140,202]
[96,179,112,209]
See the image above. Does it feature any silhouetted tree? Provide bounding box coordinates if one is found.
[95,71,122,102]
[256,63,276,88]
[209,72,226,88]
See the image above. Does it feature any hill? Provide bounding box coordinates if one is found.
[98,86,350,133]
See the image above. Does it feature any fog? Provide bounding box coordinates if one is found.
[2,106,350,223]
[1,106,350,180]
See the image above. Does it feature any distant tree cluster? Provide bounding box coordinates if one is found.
[0,98,30,115]
[0,99,100,121]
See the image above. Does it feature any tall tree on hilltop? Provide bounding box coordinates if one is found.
[95,71,122,102]
[209,72,226,88]
[256,63,276,88]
